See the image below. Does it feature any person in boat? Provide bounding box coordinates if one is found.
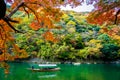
[32,66,34,69]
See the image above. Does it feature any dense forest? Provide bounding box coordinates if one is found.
[13,11,120,61]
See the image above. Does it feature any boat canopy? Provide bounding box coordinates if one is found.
[39,64,57,67]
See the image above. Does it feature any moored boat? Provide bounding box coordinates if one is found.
[28,67,60,72]
[28,64,60,72]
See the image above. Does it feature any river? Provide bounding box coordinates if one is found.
[0,62,120,80]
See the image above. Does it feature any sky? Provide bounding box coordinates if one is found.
[6,0,94,12]
[60,2,94,12]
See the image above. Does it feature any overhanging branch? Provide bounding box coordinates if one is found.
[7,2,24,17]
[114,9,120,24]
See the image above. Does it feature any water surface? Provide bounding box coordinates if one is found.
[0,62,120,80]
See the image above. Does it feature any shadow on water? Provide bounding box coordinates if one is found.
[0,62,120,80]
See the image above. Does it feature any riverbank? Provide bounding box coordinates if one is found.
[11,57,120,65]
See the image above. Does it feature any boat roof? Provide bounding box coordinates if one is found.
[39,64,57,67]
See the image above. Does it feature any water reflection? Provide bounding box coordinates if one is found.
[38,74,56,78]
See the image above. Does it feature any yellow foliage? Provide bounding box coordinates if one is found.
[89,39,101,43]
[78,47,102,59]
[86,39,102,48]
[88,30,93,34]
[78,39,102,59]
[61,14,69,21]
[78,47,89,59]
[67,20,76,26]
[112,34,120,45]
[113,35,120,40]
[68,27,76,33]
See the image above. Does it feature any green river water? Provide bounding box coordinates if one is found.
[0,62,120,80]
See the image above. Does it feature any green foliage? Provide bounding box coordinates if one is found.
[100,43,120,59]
[14,11,120,61]
[97,33,120,59]
[97,34,111,42]
[77,39,102,59]
[61,33,84,49]
[55,43,76,61]
[77,47,89,59]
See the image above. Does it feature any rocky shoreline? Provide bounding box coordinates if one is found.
[11,58,120,65]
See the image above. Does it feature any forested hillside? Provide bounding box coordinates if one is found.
[14,11,120,61]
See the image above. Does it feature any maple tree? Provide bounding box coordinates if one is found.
[87,0,120,25]
[0,0,83,74]
[0,0,85,62]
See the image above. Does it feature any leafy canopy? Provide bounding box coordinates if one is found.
[0,0,120,61]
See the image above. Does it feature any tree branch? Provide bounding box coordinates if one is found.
[7,2,24,18]
[4,1,40,33]
[3,1,25,33]
[114,9,120,24]
[7,1,42,18]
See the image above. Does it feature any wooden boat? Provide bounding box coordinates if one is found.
[28,64,60,72]
[28,67,60,72]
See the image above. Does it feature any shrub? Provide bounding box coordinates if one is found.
[100,43,120,59]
